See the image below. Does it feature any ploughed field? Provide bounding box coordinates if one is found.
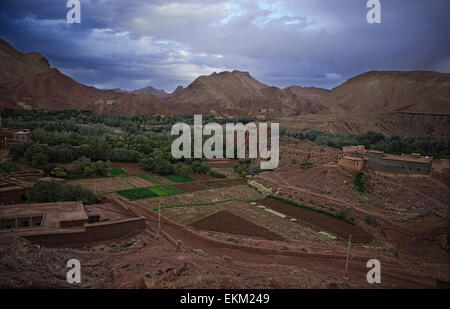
[190,210,285,241]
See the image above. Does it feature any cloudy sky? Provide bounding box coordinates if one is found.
[0,0,449,92]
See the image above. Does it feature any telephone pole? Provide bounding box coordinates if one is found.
[158,199,161,235]
[344,235,352,279]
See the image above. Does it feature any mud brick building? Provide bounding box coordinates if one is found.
[367,151,433,175]
[338,145,368,171]
[338,155,365,171]
[0,178,28,204]
[13,129,32,143]
[0,128,14,150]
[0,197,146,247]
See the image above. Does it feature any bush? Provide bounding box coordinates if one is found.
[140,156,175,175]
[191,160,210,174]
[50,167,68,179]
[0,160,21,174]
[110,148,141,162]
[354,172,369,194]
[364,215,377,225]
[31,152,48,168]
[209,170,226,178]
[26,181,97,204]
[71,157,110,178]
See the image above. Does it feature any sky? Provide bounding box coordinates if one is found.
[0,0,449,92]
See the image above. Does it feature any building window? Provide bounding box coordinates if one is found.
[18,218,29,228]
[1,219,16,229]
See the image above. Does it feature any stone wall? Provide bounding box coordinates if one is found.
[24,217,146,247]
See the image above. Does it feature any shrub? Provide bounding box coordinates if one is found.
[192,160,210,174]
[209,170,226,178]
[71,157,110,178]
[364,215,377,225]
[354,172,369,194]
[31,152,48,168]
[50,167,68,179]
[0,160,21,174]
[26,181,97,204]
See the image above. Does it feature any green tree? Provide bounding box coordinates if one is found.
[31,152,49,168]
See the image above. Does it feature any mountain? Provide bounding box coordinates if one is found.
[0,39,162,115]
[134,85,169,98]
[166,70,305,117]
[0,38,449,137]
[0,39,329,118]
[0,39,50,85]
[319,71,450,115]
[280,71,450,137]
[283,86,329,114]
[172,85,184,95]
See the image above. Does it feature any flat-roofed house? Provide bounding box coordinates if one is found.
[367,151,433,175]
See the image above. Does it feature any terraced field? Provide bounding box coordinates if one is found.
[110,167,128,176]
[259,197,373,244]
[190,210,285,241]
[163,174,195,183]
[124,176,155,188]
[138,185,263,209]
[68,177,133,193]
[161,200,333,243]
[139,174,173,185]
[117,185,184,200]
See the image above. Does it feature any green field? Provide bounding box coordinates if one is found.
[117,185,185,200]
[116,187,157,200]
[163,174,195,183]
[139,174,164,184]
[110,167,128,177]
[149,185,184,196]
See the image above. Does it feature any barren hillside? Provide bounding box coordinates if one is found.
[165,70,304,117]
[319,71,450,115]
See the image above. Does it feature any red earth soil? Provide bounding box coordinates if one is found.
[187,173,218,181]
[174,178,247,192]
[190,210,284,241]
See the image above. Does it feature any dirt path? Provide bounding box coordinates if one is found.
[121,196,437,288]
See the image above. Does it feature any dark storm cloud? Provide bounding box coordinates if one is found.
[0,0,449,91]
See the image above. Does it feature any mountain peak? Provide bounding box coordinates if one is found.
[134,85,169,98]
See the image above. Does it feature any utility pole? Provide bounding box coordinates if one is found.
[344,235,352,279]
[93,173,97,194]
[158,199,161,235]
